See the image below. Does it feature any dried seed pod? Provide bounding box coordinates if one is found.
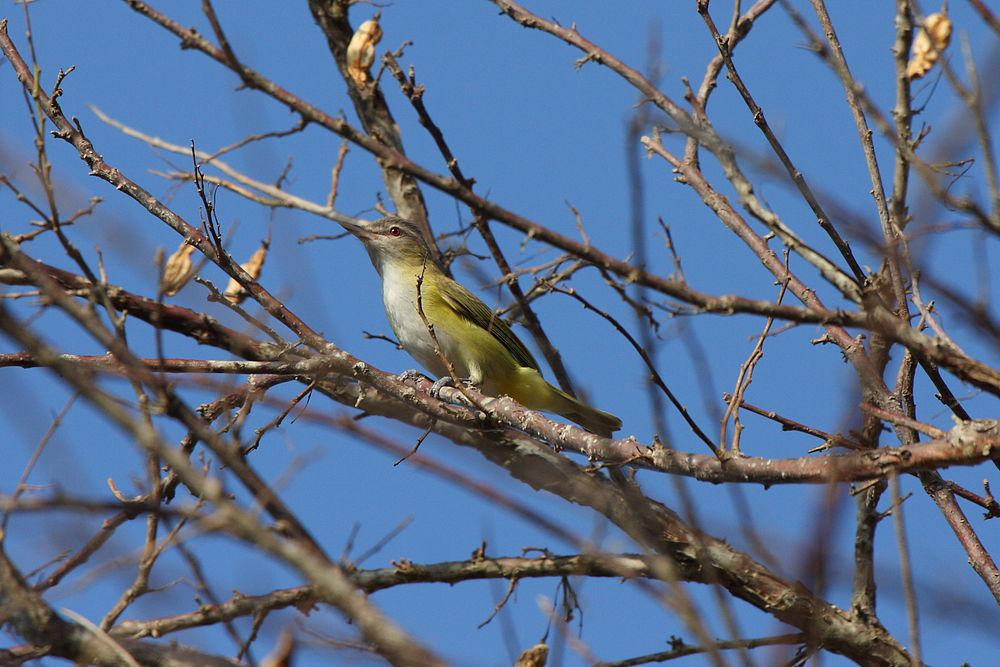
[160,241,196,297]
[346,16,383,87]
[515,644,549,667]
[907,11,952,80]
[224,240,269,304]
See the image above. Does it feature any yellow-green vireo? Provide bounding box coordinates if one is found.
[340,215,622,437]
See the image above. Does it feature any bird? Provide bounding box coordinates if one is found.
[339,215,622,438]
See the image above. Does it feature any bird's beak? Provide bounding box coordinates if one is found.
[338,219,373,241]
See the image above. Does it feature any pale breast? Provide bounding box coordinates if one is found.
[382,278,464,378]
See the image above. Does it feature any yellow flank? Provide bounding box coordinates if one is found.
[422,278,621,437]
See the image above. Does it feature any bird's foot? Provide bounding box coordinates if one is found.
[429,375,455,399]
[430,377,481,410]
[397,369,429,384]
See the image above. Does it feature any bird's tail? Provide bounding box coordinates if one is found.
[505,367,622,438]
[550,387,622,438]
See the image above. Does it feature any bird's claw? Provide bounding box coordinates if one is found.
[429,375,455,399]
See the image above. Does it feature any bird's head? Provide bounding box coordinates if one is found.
[340,215,434,274]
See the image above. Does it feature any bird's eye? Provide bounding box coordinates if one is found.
[388,226,402,237]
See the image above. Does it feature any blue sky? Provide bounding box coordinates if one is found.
[1,1,998,665]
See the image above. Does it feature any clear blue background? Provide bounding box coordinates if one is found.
[1,1,997,665]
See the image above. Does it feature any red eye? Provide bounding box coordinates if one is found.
[388,226,402,237]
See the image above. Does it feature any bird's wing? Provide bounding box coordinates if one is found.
[439,281,540,371]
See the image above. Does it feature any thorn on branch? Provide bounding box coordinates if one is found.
[574,51,599,69]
